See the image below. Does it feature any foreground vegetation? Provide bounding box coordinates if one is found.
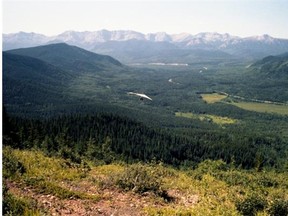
[3,147,288,215]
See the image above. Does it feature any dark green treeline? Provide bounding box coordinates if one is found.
[3,110,287,170]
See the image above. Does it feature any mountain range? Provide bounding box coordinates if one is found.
[4,30,288,62]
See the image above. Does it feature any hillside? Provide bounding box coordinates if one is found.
[3,52,72,82]
[252,52,288,77]
[3,44,127,117]
[3,52,74,111]
[7,43,122,73]
[3,147,288,215]
[227,52,288,102]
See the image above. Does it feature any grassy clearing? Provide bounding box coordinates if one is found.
[175,112,237,125]
[201,93,228,104]
[230,101,288,115]
[201,92,288,115]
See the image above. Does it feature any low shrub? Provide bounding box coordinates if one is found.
[216,170,252,186]
[192,159,228,180]
[2,182,40,216]
[268,199,288,216]
[115,163,170,200]
[2,147,26,179]
[257,176,279,188]
[236,194,267,216]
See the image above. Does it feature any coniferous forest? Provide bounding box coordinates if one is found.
[3,110,288,170]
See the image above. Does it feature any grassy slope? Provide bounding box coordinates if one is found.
[4,148,288,216]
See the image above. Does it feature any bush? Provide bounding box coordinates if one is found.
[2,182,40,216]
[2,147,26,179]
[217,170,251,186]
[269,199,288,216]
[59,146,82,164]
[115,163,169,199]
[192,159,228,180]
[257,176,279,188]
[236,194,267,216]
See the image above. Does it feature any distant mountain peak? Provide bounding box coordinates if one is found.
[4,29,281,45]
[3,30,288,59]
[145,32,172,42]
[247,34,274,42]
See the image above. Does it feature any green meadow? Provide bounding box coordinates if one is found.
[201,93,228,104]
[230,101,288,116]
[175,112,237,126]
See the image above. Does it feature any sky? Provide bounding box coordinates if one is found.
[2,0,288,38]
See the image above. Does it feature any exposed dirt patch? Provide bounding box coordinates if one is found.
[167,189,199,207]
[6,180,199,215]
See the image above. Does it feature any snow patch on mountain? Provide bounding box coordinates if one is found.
[3,30,288,59]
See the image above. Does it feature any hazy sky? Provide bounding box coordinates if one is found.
[3,0,288,38]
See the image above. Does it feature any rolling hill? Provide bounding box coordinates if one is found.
[252,52,288,77]
[7,43,122,73]
[3,43,127,117]
[3,52,73,107]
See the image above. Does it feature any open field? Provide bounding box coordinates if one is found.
[201,93,228,104]
[230,101,288,115]
[175,112,237,125]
